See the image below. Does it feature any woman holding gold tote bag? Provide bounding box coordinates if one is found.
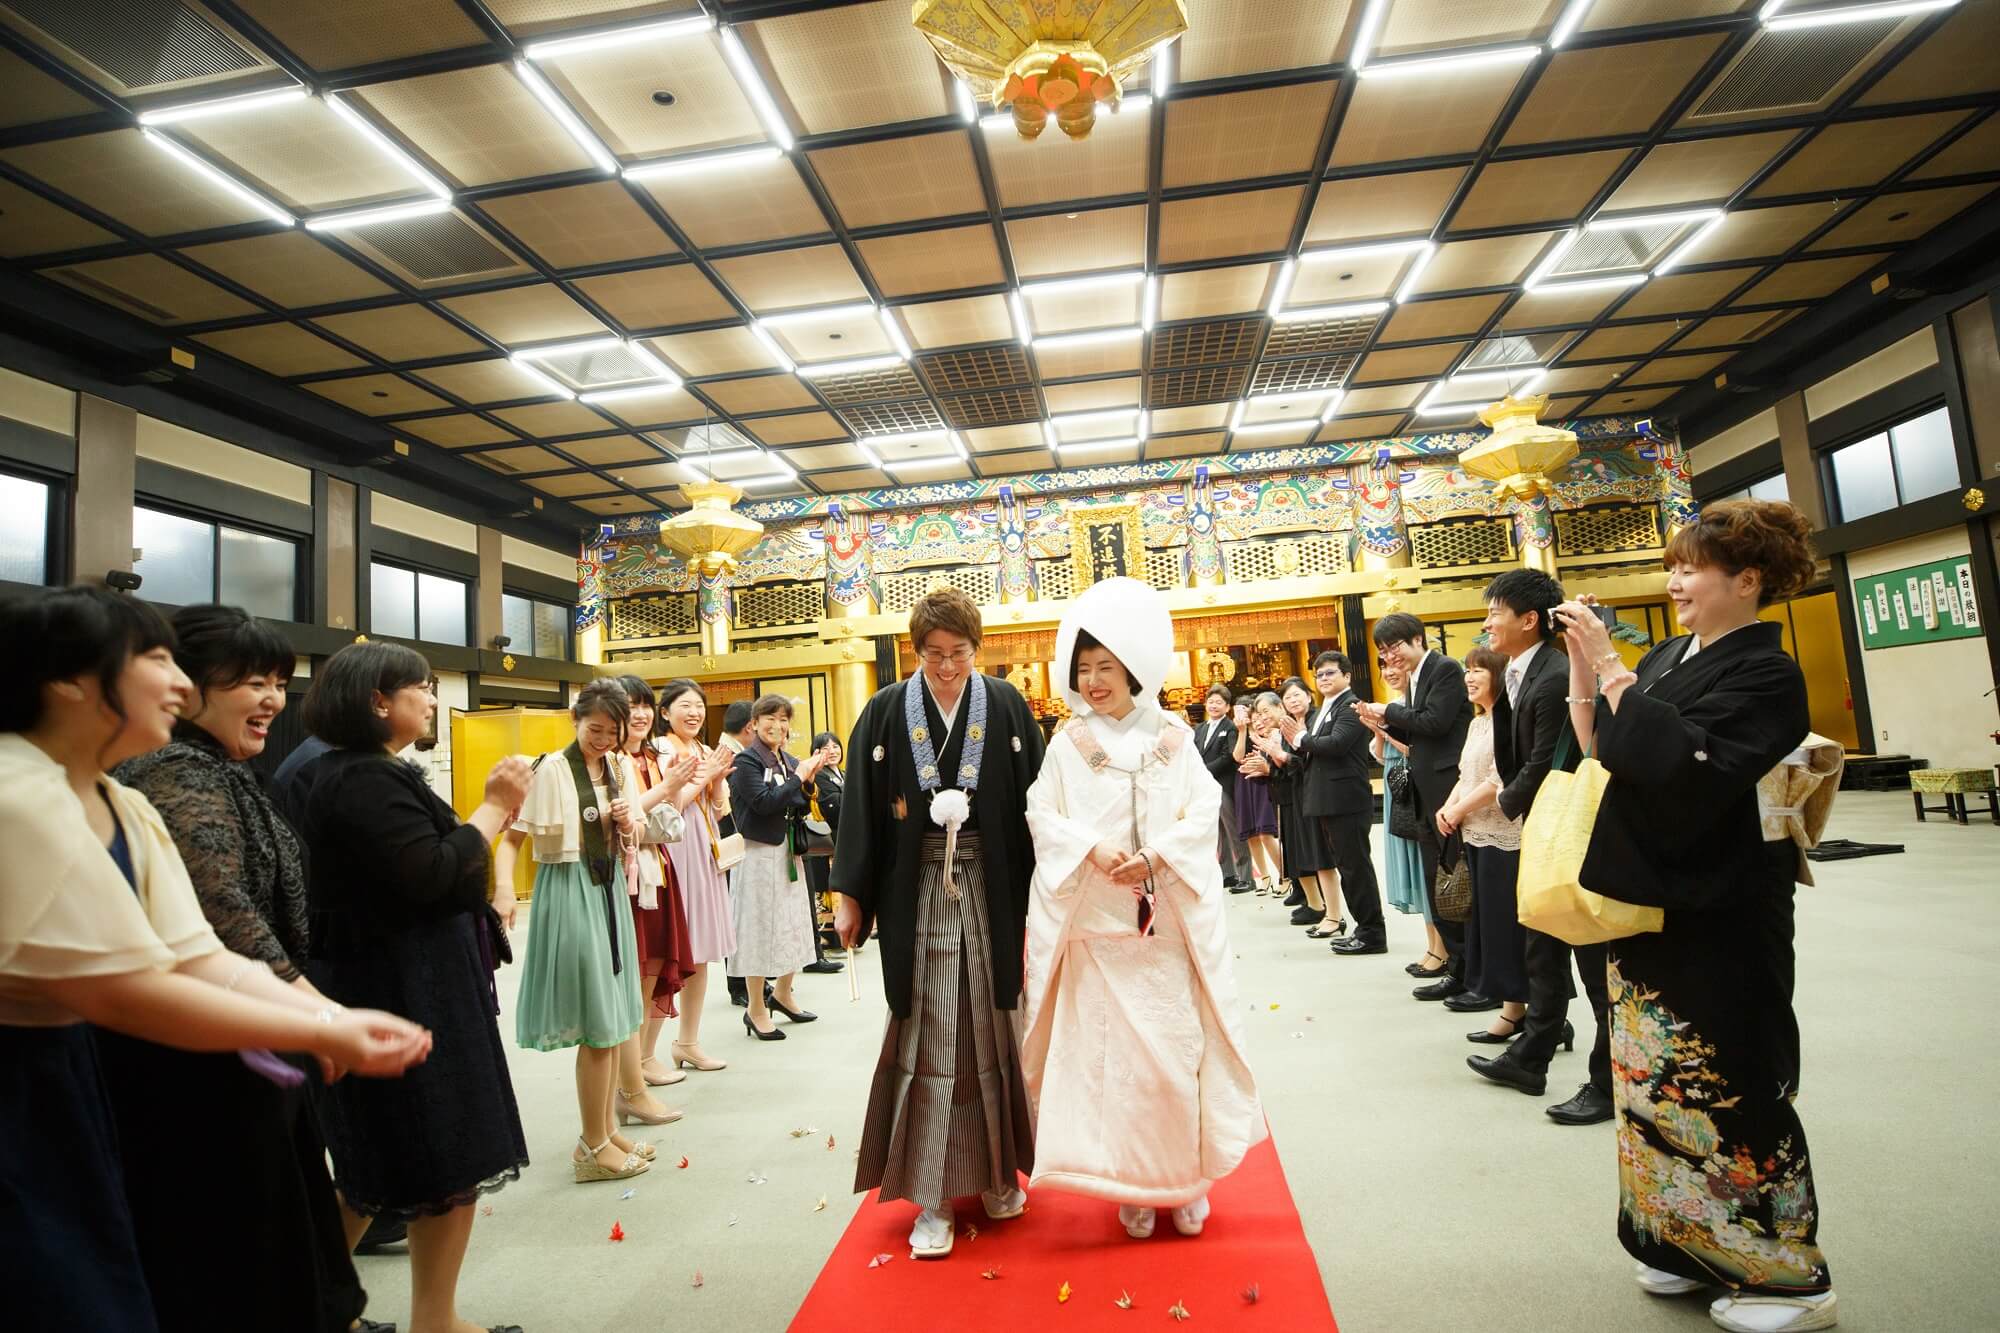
[1556,500,1833,1333]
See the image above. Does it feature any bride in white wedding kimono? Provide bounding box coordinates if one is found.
[1021,577,1265,1240]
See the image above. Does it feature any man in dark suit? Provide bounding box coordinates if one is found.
[1294,651,1385,955]
[1460,570,1613,1121]
[1193,683,1253,892]
[1358,613,1473,998]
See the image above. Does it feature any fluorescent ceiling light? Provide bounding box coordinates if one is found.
[1350,0,1389,69]
[1248,387,1338,406]
[137,86,307,126]
[1762,0,1957,31]
[1318,390,1348,422]
[1042,419,1060,450]
[1524,229,1583,289]
[1267,258,1297,314]
[1654,215,1728,275]
[1232,419,1314,436]
[1151,43,1171,96]
[504,359,577,400]
[878,307,914,360]
[687,449,769,468]
[748,323,796,373]
[1057,438,1139,460]
[1032,327,1142,350]
[1414,400,1488,418]
[513,336,625,363]
[1114,93,1152,114]
[737,472,800,489]
[796,354,906,379]
[141,130,295,227]
[325,94,452,200]
[758,302,879,327]
[1021,269,1147,297]
[1136,409,1150,439]
[954,80,978,124]
[1394,244,1438,303]
[1140,275,1159,331]
[1228,400,1247,432]
[1586,207,1723,233]
[1301,237,1433,263]
[1052,407,1141,428]
[1357,45,1541,80]
[859,429,949,449]
[1530,272,1648,294]
[304,197,453,231]
[1273,299,1391,326]
[622,145,781,180]
[514,60,618,175]
[1550,0,1596,47]
[950,431,970,460]
[1008,290,1033,344]
[718,26,794,152]
[578,379,683,403]
[523,13,714,59]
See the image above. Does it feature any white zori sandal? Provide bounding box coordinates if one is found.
[1635,1262,1707,1296]
[1170,1195,1210,1236]
[908,1204,954,1259]
[1118,1205,1156,1239]
[1709,1291,1838,1333]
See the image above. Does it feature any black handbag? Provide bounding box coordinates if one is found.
[1385,762,1421,840]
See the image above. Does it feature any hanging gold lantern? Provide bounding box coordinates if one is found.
[911,0,1189,141]
[656,479,763,579]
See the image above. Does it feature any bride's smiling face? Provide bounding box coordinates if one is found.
[1074,644,1136,718]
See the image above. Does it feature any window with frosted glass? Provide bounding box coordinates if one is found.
[0,472,50,585]
[1747,473,1789,503]
[1889,407,1959,504]
[1827,434,1895,522]
[370,562,417,638]
[220,527,297,621]
[501,593,535,650]
[417,571,467,645]
[532,599,569,660]
[133,507,215,607]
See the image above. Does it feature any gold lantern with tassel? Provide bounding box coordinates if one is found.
[657,480,763,656]
[911,0,1188,141]
[1456,395,1578,576]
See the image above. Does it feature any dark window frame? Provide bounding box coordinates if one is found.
[368,553,473,647]
[502,587,573,662]
[132,496,305,619]
[1819,400,1958,525]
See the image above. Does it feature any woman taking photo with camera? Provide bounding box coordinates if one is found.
[1558,499,1833,1332]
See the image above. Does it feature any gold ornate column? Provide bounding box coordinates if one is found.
[1456,396,1577,576]
[657,481,763,659]
[823,510,879,740]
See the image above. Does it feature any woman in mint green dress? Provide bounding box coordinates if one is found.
[496,679,651,1185]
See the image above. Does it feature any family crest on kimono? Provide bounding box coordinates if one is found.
[832,585,1044,1260]
[1020,577,1264,1242]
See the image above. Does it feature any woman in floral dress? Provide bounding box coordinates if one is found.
[1560,499,1834,1333]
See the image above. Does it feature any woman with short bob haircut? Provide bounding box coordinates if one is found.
[727,693,828,1039]
[295,640,534,1333]
[1556,499,1834,1332]
[0,589,429,1333]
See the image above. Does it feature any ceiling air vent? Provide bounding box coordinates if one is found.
[49,268,178,322]
[1263,312,1380,360]
[940,387,1041,428]
[3,0,272,95]
[1688,19,1902,121]
[1249,353,1357,395]
[1150,318,1263,370]
[339,211,527,288]
[535,341,657,389]
[1463,331,1573,372]
[840,399,945,435]
[916,346,1030,394]
[1552,224,1686,279]
[1150,365,1248,408]
[812,362,925,406]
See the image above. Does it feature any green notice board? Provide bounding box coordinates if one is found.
[1852,555,1983,649]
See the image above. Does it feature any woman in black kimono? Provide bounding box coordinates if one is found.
[1559,499,1834,1333]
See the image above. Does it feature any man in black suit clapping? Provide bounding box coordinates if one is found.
[1357,614,1473,998]
[1292,652,1385,955]
[1193,683,1254,892]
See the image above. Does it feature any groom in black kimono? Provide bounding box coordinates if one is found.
[832,585,1045,1260]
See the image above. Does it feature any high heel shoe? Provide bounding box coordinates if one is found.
[670,1040,727,1072]
[572,1135,648,1184]
[616,1086,684,1126]
[1467,1013,1525,1044]
[743,1012,786,1041]
[768,993,817,1024]
[640,1056,687,1087]
[1561,1018,1575,1052]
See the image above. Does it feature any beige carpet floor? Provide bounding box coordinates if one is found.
[350,789,1996,1332]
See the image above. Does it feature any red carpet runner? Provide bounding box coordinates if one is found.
[791,1136,1337,1330]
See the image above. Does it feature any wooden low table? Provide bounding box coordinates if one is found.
[1910,767,1999,825]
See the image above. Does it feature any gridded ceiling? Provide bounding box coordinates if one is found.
[3,0,1999,520]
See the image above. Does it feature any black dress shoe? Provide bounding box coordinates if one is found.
[1289,906,1324,926]
[1282,887,1306,907]
[1466,1013,1523,1044]
[355,1214,407,1253]
[1228,881,1256,894]
[1546,1083,1615,1125]
[1412,976,1465,1001]
[743,1012,786,1041]
[1443,991,1502,1013]
[1329,936,1386,955]
[801,959,845,974]
[768,994,817,1023]
[1467,1052,1546,1096]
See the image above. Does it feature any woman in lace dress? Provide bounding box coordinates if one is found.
[1434,647,1529,1043]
